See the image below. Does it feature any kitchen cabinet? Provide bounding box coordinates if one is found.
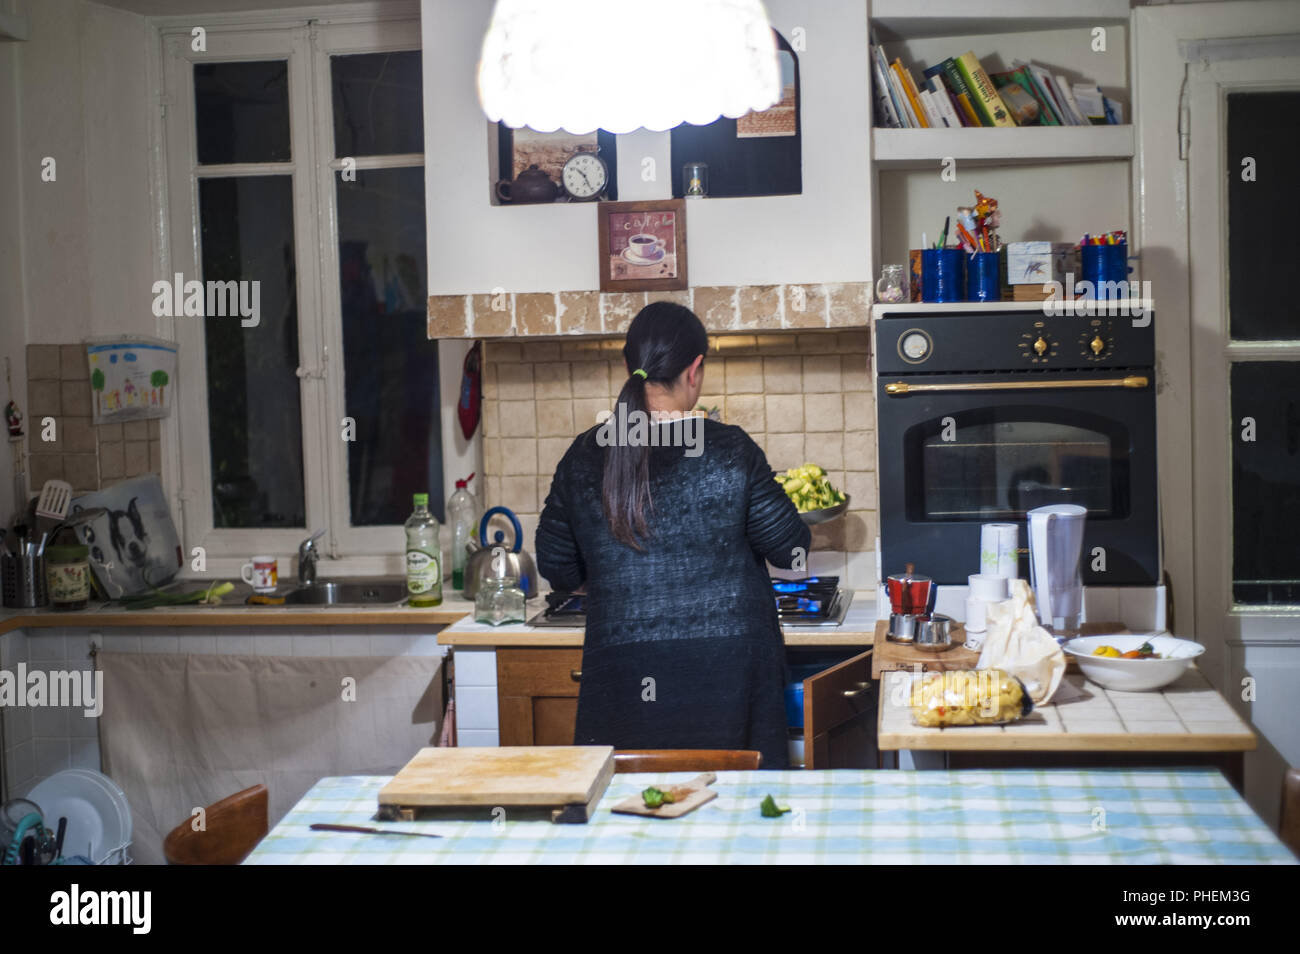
[496,648,583,746]
[802,650,876,769]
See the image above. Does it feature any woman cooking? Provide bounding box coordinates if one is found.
[536,302,810,768]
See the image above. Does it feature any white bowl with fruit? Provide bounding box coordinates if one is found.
[775,464,850,525]
[1063,633,1205,692]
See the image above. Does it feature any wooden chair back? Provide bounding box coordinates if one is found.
[163,784,269,865]
[613,749,762,773]
[1282,768,1300,857]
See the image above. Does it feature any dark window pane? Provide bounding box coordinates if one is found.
[331,51,423,157]
[194,61,291,164]
[199,176,305,528]
[336,167,442,525]
[1231,362,1300,604]
[1227,91,1300,340]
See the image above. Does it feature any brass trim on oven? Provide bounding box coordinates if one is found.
[884,375,1149,395]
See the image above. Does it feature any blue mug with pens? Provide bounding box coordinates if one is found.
[966,251,1001,302]
[1078,240,1128,300]
[921,249,964,303]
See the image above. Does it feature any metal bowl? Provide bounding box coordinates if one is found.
[798,494,851,526]
[913,614,954,652]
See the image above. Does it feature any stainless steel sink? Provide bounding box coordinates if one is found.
[282,578,408,606]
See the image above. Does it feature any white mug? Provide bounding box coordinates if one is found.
[241,555,278,593]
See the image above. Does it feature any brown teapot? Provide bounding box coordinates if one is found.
[496,164,559,204]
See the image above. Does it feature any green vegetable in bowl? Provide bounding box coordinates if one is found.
[775,463,846,514]
[760,794,791,818]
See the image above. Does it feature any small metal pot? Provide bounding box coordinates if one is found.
[887,613,918,643]
[913,614,953,652]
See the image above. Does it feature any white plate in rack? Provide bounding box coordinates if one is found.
[26,769,132,864]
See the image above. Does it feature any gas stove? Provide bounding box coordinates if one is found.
[526,578,853,628]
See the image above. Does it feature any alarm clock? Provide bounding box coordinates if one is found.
[560,151,609,201]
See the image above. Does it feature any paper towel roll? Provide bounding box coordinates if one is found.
[979,523,1018,579]
[965,595,988,633]
[969,573,1010,602]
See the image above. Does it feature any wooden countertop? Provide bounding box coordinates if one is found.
[0,594,478,634]
[878,668,1257,753]
[436,600,881,647]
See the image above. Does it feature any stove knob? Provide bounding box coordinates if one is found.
[1034,336,1048,355]
[1090,335,1105,355]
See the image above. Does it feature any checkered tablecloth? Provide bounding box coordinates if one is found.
[244,767,1296,864]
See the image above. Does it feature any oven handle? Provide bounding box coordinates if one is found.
[884,375,1149,395]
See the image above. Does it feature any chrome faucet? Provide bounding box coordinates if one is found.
[298,529,326,585]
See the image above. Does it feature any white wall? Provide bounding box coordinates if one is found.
[421,0,873,295]
[0,2,27,524]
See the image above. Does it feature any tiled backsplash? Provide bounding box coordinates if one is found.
[428,283,872,338]
[25,344,161,494]
[481,330,880,591]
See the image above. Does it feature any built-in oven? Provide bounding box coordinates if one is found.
[875,308,1159,585]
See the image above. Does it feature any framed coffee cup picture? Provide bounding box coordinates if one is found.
[598,199,687,292]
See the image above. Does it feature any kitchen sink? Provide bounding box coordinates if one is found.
[282,578,408,606]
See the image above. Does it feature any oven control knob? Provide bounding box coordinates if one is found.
[1034,336,1048,356]
[901,331,930,361]
[1090,335,1106,355]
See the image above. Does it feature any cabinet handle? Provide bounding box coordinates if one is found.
[841,682,870,699]
[570,669,582,682]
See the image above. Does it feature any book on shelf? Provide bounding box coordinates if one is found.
[893,59,930,128]
[1071,83,1109,124]
[923,65,970,127]
[956,52,1016,127]
[871,51,902,127]
[992,67,1055,125]
[1055,74,1090,125]
[939,58,984,127]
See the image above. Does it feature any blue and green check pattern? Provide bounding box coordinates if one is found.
[244,768,1296,865]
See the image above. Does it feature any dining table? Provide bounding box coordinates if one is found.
[244,766,1296,864]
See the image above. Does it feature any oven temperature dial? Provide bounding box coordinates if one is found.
[1081,330,1113,360]
[897,329,932,364]
[1019,331,1058,362]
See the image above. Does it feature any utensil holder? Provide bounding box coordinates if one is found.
[2,550,48,608]
[921,249,964,303]
[1078,243,1129,300]
[965,251,1001,302]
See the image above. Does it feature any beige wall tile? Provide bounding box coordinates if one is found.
[62,417,96,454]
[723,356,763,394]
[96,423,122,442]
[804,392,843,431]
[534,361,572,399]
[149,439,162,474]
[735,284,780,330]
[28,344,60,380]
[838,330,870,353]
[840,353,872,391]
[427,295,469,338]
[28,380,60,417]
[64,454,98,492]
[558,291,601,334]
[472,292,514,337]
[646,289,692,308]
[763,355,802,394]
[60,344,88,380]
[601,292,645,333]
[123,420,149,441]
[488,341,522,363]
[699,356,724,394]
[538,437,571,475]
[762,433,803,471]
[843,510,875,552]
[810,518,845,551]
[573,398,610,432]
[802,354,842,393]
[482,398,500,436]
[827,282,869,327]
[843,392,875,433]
[149,419,161,439]
[692,286,737,330]
[536,399,574,437]
[843,430,875,471]
[99,440,124,480]
[498,401,537,437]
[484,475,502,508]
[805,432,843,471]
[796,332,840,353]
[483,437,502,476]
[524,341,561,362]
[571,361,609,398]
[725,394,765,433]
[29,454,63,487]
[496,362,534,400]
[765,394,803,433]
[124,441,149,477]
[754,334,791,353]
[500,475,538,513]
[537,475,556,508]
[516,292,558,336]
[501,438,537,475]
[481,361,498,399]
[713,334,756,354]
[783,284,827,328]
[844,471,878,511]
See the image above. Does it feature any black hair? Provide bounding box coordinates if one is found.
[602,301,709,549]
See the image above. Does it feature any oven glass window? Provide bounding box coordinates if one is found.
[910,410,1127,521]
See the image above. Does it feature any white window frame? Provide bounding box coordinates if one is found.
[151,3,472,580]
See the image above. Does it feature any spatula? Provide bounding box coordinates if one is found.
[33,480,72,555]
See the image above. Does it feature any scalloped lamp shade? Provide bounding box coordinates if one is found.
[477,0,781,134]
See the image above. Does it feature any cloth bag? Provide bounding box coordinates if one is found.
[975,579,1065,705]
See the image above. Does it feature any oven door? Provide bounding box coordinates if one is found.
[877,371,1159,585]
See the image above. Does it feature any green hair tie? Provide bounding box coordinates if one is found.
[632,368,648,379]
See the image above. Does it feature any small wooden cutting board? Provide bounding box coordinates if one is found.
[611,773,718,819]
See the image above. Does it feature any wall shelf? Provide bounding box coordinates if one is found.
[872,125,1134,169]
[870,0,1130,41]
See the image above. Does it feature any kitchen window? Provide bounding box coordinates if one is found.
[160,15,444,570]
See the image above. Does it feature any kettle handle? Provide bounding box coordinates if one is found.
[479,506,522,554]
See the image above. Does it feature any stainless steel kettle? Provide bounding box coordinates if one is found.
[463,506,538,599]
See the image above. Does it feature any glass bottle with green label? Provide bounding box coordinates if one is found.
[405,493,441,606]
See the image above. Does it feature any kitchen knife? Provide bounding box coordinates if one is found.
[309,823,441,839]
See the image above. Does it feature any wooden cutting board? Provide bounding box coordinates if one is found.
[378,746,615,824]
[611,773,717,819]
[872,620,1131,678]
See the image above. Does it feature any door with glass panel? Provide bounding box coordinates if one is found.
[1187,54,1300,744]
